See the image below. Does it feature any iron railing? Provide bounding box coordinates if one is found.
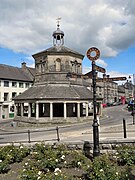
[0,126,60,144]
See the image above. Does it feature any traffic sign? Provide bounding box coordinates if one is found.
[106,77,127,82]
[96,77,127,82]
[95,65,106,73]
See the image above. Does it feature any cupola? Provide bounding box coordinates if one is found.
[53,17,64,46]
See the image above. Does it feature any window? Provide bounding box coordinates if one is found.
[4,93,9,101]
[99,87,102,92]
[4,81,9,87]
[19,82,24,88]
[25,83,30,88]
[10,106,14,112]
[36,64,39,73]
[12,81,17,87]
[56,58,61,71]
[0,81,1,87]
[12,92,17,98]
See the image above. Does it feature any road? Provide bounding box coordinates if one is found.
[0,105,134,144]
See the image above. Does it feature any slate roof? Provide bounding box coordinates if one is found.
[32,45,84,59]
[14,84,99,101]
[0,64,34,82]
[27,67,36,77]
[84,71,93,78]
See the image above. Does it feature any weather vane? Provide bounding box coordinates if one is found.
[56,17,62,28]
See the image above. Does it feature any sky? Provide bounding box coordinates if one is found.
[0,0,135,84]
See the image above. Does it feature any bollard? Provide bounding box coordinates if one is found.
[56,127,60,142]
[123,118,127,138]
[28,130,31,143]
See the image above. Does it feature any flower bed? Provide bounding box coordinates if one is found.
[0,144,30,174]
[0,143,134,179]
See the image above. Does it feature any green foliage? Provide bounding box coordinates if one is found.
[116,145,135,166]
[0,143,134,179]
[86,154,128,180]
[69,150,91,169]
[42,171,73,180]
[20,144,91,179]
[0,144,30,174]
[21,144,133,180]
[0,161,10,174]
[0,144,30,164]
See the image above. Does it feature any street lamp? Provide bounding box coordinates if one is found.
[86,47,100,157]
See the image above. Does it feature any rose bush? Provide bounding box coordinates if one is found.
[0,143,134,179]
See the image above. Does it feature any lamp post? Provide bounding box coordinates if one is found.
[86,47,100,157]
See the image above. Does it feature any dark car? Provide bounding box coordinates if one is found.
[106,102,113,107]
[112,102,120,106]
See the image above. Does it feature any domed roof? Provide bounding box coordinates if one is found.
[53,27,64,37]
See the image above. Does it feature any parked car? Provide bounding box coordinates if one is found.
[102,103,107,108]
[106,102,113,107]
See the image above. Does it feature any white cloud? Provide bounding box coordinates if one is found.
[25,56,35,67]
[82,65,91,74]
[108,71,128,78]
[107,71,129,85]
[96,59,108,68]
[0,0,135,59]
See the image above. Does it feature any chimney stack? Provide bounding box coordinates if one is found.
[21,62,26,69]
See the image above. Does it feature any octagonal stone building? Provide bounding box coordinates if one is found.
[14,23,102,123]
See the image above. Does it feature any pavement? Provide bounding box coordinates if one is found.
[0,107,135,142]
[99,120,135,140]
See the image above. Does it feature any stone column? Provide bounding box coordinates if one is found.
[28,103,31,118]
[50,102,53,120]
[14,104,17,117]
[77,102,80,118]
[86,102,89,117]
[64,102,67,119]
[36,102,39,120]
[21,103,24,117]
[0,105,2,119]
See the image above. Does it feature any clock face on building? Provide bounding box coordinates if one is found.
[86,47,100,61]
